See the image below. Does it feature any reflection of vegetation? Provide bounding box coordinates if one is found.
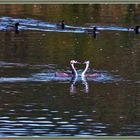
[0,4,139,72]
[125,4,140,25]
[0,4,139,24]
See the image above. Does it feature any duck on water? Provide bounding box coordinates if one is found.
[85,26,98,38]
[56,20,65,29]
[6,22,19,33]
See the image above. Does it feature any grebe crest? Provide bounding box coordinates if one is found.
[83,60,90,65]
[70,60,80,64]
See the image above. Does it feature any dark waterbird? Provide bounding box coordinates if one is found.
[85,26,97,38]
[6,22,19,33]
[92,26,97,38]
[14,22,19,34]
[134,25,139,34]
[57,20,65,29]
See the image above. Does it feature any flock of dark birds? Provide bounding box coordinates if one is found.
[5,20,140,38]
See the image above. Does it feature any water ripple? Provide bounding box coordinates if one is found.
[0,16,135,34]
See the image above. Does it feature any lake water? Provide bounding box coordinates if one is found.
[0,4,139,137]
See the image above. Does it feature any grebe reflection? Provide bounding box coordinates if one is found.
[70,75,89,94]
[70,76,78,93]
[56,60,101,93]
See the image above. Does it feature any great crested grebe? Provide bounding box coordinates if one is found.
[81,60,99,77]
[55,60,80,77]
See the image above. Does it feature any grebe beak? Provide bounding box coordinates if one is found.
[76,61,81,64]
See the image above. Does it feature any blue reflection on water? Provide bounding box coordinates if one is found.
[0,71,122,83]
[0,16,135,34]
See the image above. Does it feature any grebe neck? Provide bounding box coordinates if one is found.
[81,63,89,77]
[71,63,78,77]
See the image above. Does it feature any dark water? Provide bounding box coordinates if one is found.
[0,4,139,137]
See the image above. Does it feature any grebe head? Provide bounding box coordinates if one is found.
[61,20,64,24]
[70,60,80,64]
[93,26,97,31]
[61,20,65,29]
[14,22,19,34]
[83,60,90,65]
[134,25,139,34]
[15,22,19,27]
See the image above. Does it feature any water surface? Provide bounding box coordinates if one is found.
[0,4,139,137]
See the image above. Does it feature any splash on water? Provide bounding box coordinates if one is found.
[0,61,123,83]
[0,71,122,83]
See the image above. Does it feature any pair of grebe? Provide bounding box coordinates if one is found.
[55,60,98,77]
